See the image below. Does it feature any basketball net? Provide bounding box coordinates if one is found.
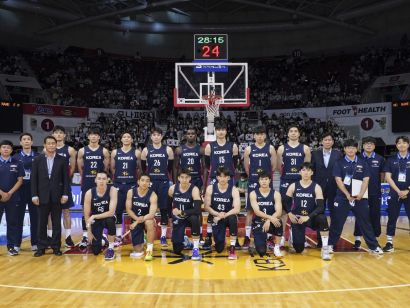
[202,93,222,142]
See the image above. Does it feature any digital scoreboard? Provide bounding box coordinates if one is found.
[392,101,410,132]
[194,34,228,60]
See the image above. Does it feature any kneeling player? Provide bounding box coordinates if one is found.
[249,171,283,258]
[126,173,158,261]
[204,167,241,259]
[169,169,203,260]
[83,171,117,260]
[284,163,331,260]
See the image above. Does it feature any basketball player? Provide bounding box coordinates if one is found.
[125,173,157,261]
[83,171,117,260]
[169,169,202,260]
[204,167,241,259]
[284,163,331,260]
[249,171,282,258]
[382,136,410,252]
[111,132,140,246]
[243,125,277,249]
[77,129,110,248]
[203,120,239,250]
[353,136,384,250]
[13,133,39,252]
[329,139,383,254]
[141,127,174,247]
[52,126,77,247]
[277,125,311,247]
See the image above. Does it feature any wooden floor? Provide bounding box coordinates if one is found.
[1,218,409,307]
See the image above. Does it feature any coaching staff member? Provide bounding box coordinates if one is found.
[31,136,69,257]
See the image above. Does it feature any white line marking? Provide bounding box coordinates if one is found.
[0,283,409,296]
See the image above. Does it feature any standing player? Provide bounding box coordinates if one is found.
[277,125,311,246]
[204,167,241,259]
[243,125,277,249]
[77,129,110,248]
[249,171,282,257]
[169,169,203,260]
[52,125,77,247]
[329,139,383,254]
[284,163,331,260]
[141,127,174,247]
[111,132,140,246]
[353,137,384,250]
[83,171,117,260]
[382,136,410,252]
[126,173,157,261]
[203,121,239,250]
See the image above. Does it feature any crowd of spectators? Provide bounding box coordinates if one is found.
[0,48,28,76]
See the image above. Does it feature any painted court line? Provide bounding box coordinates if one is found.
[0,283,409,296]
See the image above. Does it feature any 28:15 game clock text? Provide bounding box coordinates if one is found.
[194,34,228,60]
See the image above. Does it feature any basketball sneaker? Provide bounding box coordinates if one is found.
[183,235,193,249]
[328,245,334,254]
[202,236,212,250]
[8,247,18,256]
[321,246,332,261]
[242,236,251,250]
[144,250,153,261]
[235,238,242,250]
[353,240,361,251]
[160,236,168,247]
[228,245,237,260]
[65,235,75,247]
[370,246,384,255]
[114,236,123,247]
[199,235,205,245]
[191,248,201,261]
[104,248,115,260]
[273,245,283,258]
[79,236,88,249]
[382,242,394,252]
[130,251,144,258]
[266,238,275,251]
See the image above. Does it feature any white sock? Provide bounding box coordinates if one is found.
[116,227,122,237]
[321,235,329,247]
[387,236,393,243]
[65,229,71,238]
[207,225,212,234]
[108,242,114,249]
[161,226,167,237]
[47,230,52,237]
[147,243,153,252]
[230,239,236,246]
[82,231,88,237]
[193,239,199,249]
[245,226,251,238]
[355,236,361,241]
[267,233,272,240]
[274,244,280,248]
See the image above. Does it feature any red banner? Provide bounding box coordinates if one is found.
[23,103,88,118]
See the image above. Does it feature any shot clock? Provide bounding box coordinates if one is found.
[194,34,228,60]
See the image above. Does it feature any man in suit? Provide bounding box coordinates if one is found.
[311,133,342,247]
[31,136,69,257]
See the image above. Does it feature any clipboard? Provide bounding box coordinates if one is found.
[352,179,368,199]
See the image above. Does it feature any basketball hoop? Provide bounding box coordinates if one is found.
[202,94,222,119]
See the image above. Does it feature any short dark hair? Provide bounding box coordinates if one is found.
[88,129,100,136]
[253,125,266,134]
[216,166,231,177]
[321,132,333,140]
[138,173,151,180]
[287,124,299,133]
[214,120,227,130]
[343,139,358,148]
[121,131,133,139]
[0,140,13,147]
[186,127,197,134]
[396,136,410,144]
[19,133,33,141]
[151,127,163,135]
[52,125,66,133]
[362,136,376,145]
[299,162,313,171]
[43,136,57,144]
[257,170,271,180]
[178,168,191,177]
[96,170,109,177]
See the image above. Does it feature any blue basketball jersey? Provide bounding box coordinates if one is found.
[249,143,272,182]
[56,144,70,167]
[131,188,153,217]
[90,187,110,215]
[83,146,105,182]
[209,141,235,178]
[211,182,233,213]
[114,148,137,183]
[281,143,305,180]
[292,181,317,216]
[180,144,201,178]
[146,144,169,180]
[172,183,194,212]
